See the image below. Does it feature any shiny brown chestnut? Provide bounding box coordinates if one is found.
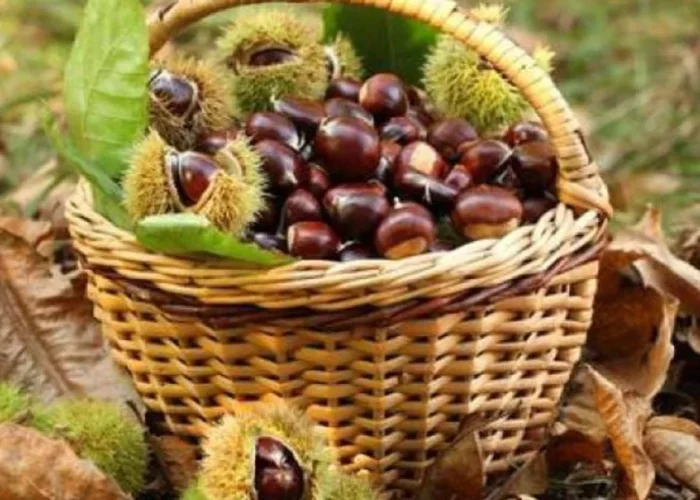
[459,139,512,184]
[252,199,281,232]
[249,48,296,67]
[282,189,323,227]
[444,164,474,192]
[393,168,459,208]
[522,196,557,224]
[374,156,394,187]
[326,77,363,102]
[511,142,557,194]
[273,96,325,132]
[395,141,448,178]
[287,221,340,260]
[315,116,381,182]
[252,232,287,253]
[359,73,409,121]
[149,69,197,118]
[324,98,374,126]
[339,242,376,262]
[245,112,301,150]
[451,186,523,240]
[254,140,308,194]
[323,183,390,240]
[380,116,428,144]
[491,165,523,195]
[308,164,331,199]
[254,436,304,500]
[195,128,239,155]
[504,121,548,147]
[375,203,437,259]
[380,140,402,166]
[427,118,478,162]
[166,150,219,207]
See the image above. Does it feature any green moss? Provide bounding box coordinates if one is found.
[0,383,30,423]
[42,400,148,494]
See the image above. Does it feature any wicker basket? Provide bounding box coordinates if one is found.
[66,0,613,496]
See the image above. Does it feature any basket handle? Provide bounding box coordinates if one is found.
[148,0,613,217]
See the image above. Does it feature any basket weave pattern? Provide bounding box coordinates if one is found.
[66,0,611,496]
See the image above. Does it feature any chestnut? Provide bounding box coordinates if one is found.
[249,48,295,67]
[196,128,239,155]
[323,183,390,240]
[245,112,301,150]
[504,121,548,147]
[326,77,362,102]
[359,73,408,121]
[451,186,523,240]
[395,141,448,178]
[166,150,219,207]
[255,436,304,500]
[255,140,308,194]
[380,116,428,144]
[459,139,512,184]
[393,168,459,208]
[273,96,325,133]
[511,142,557,194]
[307,164,331,199]
[381,140,402,166]
[252,232,287,253]
[324,97,374,126]
[149,69,196,118]
[427,118,478,162]
[339,242,376,262]
[444,164,474,192]
[522,196,557,224]
[282,189,323,227]
[314,116,381,182]
[252,198,281,232]
[287,221,340,260]
[491,165,523,195]
[374,156,394,187]
[375,203,436,259]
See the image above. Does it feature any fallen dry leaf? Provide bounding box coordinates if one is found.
[545,430,606,474]
[644,416,700,495]
[0,216,140,408]
[150,435,200,491]
[587,366,654,500]
[416,413,487,500]
[0,423,128,500]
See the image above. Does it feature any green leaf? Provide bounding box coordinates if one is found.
[135,214,294,267]
[63,0,149,178]
[323,5,438,85]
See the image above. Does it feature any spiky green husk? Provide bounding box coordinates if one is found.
[181,483,208,500]
[42,400,148,494]
[327,34,363,80]
[423,35,529,133]
[150,56,233,150]
[320,469,380,500]
[123,131,175,221]
[218,11,327,115]
[200,405,331,500]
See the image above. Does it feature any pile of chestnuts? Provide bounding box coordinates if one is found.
[193,72,559,261]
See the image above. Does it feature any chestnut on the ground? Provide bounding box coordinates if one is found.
[451,185,523,240]
[323,183,390,240]
[255,140,308,194]
[427,118,478,162]
[287,221,340,259]
[375,203,437,259]
[359,73,409,121]
[315,116,381,183]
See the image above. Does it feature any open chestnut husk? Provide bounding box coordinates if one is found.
[315,116,381,183]
[359,73,408,121]
[451,186,523,240]
[254,436,305,500]
[375,203,436,259]
[287,221,339,259]
[165,150,220,208]
[323,183,390,240]
[511,142,557,194]
[255,139,308,194]
[149,68,197,119]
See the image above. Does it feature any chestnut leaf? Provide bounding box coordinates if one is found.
[135,213,294,266]
[63,0,149,179]
[323,5,438,86]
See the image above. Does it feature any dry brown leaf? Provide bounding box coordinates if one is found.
[587,366,654,500]
[644,416,700,494]
[498,453,549,498]
[416,413,486,500]
[545,430,606,474]
[0,423,128,500]
[150,435,200,491]
[0,216,140,407]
